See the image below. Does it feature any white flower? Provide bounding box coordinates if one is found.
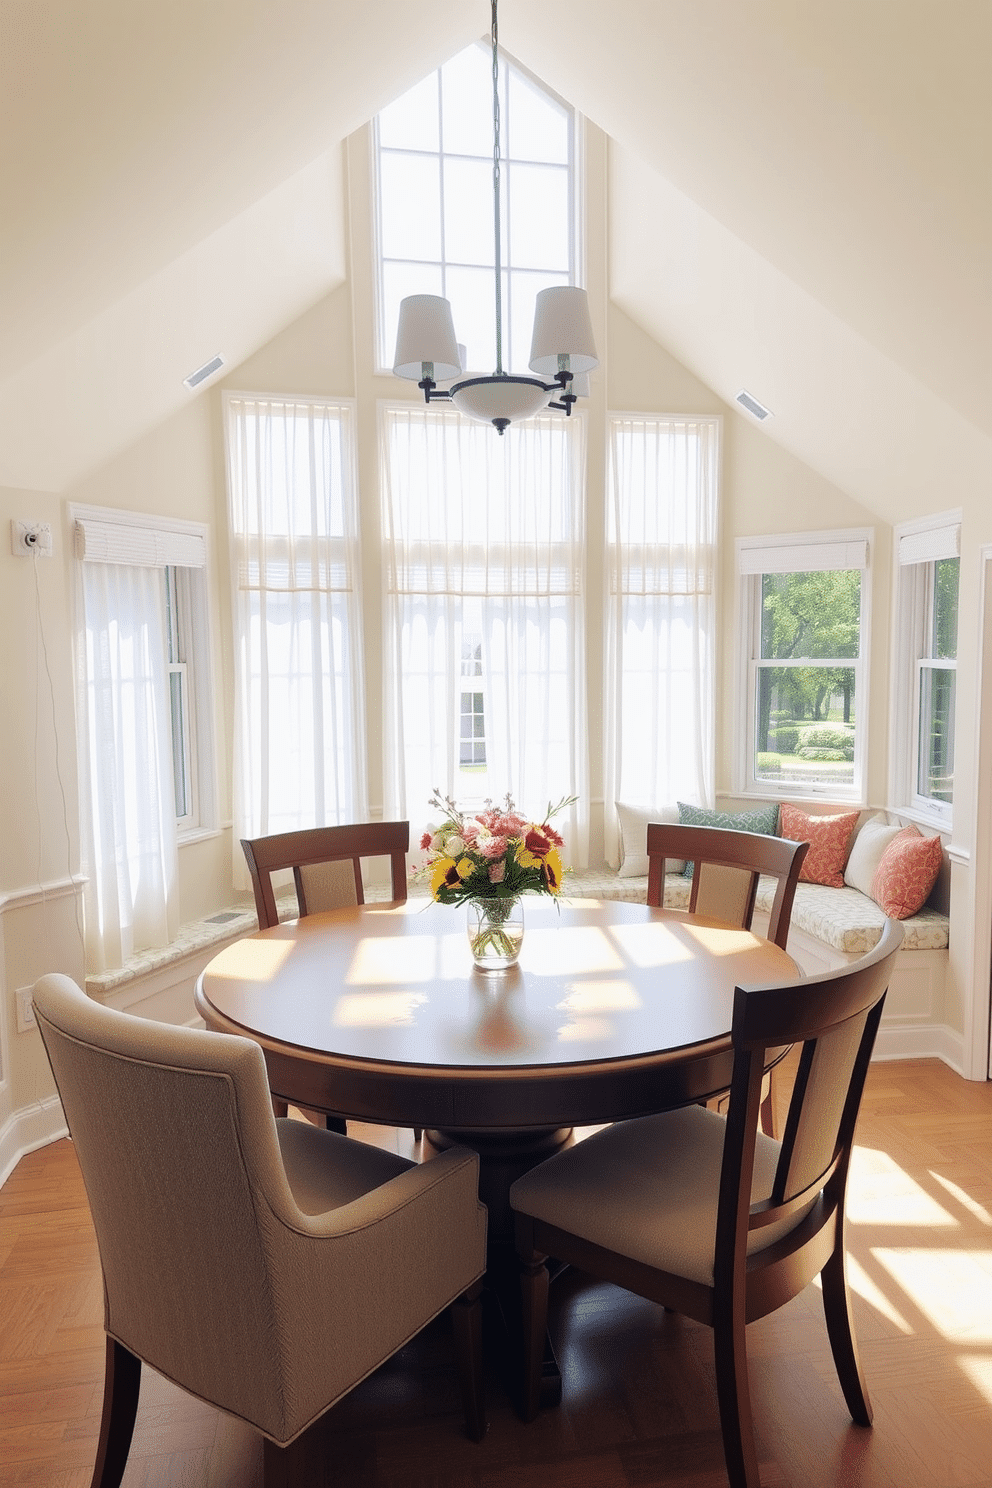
[446,834,465,856]
[430,832,444,852]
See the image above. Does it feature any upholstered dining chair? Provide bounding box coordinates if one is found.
[32,973,487,1488]
[645,821,808,952]
[241,819,410,929]
[510,919,902,1488]
[646,822,810,1135]
[241,820,411,1134]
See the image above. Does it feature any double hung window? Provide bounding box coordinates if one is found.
[72,506,214,972]
[737,531,871,800]
[892,515,960,823]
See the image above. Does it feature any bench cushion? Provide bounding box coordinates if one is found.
[564,869,948,955]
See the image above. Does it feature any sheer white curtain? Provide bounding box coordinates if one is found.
[381,405,588,864]
[225,396,366,871]
[604,415,720,867]
[76,561,179,973]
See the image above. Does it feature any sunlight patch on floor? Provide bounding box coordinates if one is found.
[847,1146,956,1227]
[871,1250,992,1343]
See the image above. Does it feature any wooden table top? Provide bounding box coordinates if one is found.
[194,897,797,1131]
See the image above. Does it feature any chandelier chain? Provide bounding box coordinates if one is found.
[491,0,503,376]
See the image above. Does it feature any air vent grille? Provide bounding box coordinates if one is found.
[184,354,225,390]
[735,389,772,420]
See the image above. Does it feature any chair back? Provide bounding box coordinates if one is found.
[31,972,308,1437]
[717,919,903,1299]
[646,822,809,950]
[241,820,409,928]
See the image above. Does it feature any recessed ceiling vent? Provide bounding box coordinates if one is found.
[184,354,225,390]
[735,389,772,421]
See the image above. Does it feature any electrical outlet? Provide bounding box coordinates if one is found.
[15,986,36,1033]
[11,520,53,557]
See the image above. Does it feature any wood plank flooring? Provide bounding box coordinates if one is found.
[3,1057,992,1486]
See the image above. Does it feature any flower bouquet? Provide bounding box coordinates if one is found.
[415,789,575,969]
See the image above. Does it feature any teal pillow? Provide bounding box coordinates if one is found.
[676,801,780,877]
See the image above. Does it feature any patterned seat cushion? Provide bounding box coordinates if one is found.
[565,870,948,953]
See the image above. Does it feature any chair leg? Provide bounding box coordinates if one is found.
[450,1279,487,1441]
[91,1337,141,1488]
[820,1242,873,1426]
[712,1309,761,1488]
[323,1114,347,1135]
[518,1253,550,1422]
[758,1069,777,1138]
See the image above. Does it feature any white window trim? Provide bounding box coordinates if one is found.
[734,528,873,803]
[70,503,217,840]
[890,510,961,829]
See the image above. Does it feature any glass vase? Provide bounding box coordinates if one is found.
[467,897,524,971]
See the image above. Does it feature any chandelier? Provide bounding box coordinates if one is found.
[391,0,598,434]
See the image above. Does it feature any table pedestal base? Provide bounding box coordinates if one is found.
[425,1125,571,1411]
[424,1125,572,1249]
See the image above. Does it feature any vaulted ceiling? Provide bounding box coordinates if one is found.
[2,0,988,506]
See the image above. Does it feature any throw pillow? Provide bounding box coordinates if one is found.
[779,803,860,888]
[870,826,943,919]
[844,815,903,896]
[676,801,780,877]
[617,802,683,877]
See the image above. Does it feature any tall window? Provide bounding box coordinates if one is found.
[604,415,720,864]
[381,404,587,858]
[72,506,214,972]
[737,532,871,800]
[224,395,365,854]
[375,41,576,375]
[892,515,960,822]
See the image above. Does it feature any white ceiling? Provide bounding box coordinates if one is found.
[1,0,988,498]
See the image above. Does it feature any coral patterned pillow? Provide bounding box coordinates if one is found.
[779,804,860,888]
[870,826,943,919]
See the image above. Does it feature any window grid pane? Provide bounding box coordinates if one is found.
[376,42,576,372]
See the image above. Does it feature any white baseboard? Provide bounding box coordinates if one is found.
[0,1093,69,1189]
[872,1021,966,1075]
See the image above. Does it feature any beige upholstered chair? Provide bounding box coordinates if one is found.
[510,920,903,1488]
[32,973,487,1488]
[241,820,412,1134]
[646,822,810,1135]
[241,820,410,929]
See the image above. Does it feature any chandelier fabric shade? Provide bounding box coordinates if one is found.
[390,0,597,433]
[528,287,598,377]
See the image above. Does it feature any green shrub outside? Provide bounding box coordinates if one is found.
[797,724,854,751]
[771,725,799,753]
[756,753,782,773]
[797,746,850,762]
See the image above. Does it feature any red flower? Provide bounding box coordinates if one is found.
[523,827,553,858]
[420,831,432,850]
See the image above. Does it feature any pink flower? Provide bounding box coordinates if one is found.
[420,831,432,851]
[488,860,506,884]
[477,834,508,860]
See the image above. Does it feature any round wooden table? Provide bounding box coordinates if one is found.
[195,896,797,1244]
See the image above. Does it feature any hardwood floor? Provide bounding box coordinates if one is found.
[3,1057,992,1486]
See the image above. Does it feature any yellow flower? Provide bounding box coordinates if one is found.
[542,846,564,894]
[430,856,475,898]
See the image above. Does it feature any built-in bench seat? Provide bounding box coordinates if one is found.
[561,868,949,954]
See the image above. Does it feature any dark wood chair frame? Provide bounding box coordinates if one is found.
[645,821,809,951]
[646,822,810,1136]
[514,918,903,1488]
[240,820,410,930]
[240,820,412,1136]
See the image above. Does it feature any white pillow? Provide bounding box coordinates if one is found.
[617,802,683,877]
[844,815,903,896]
